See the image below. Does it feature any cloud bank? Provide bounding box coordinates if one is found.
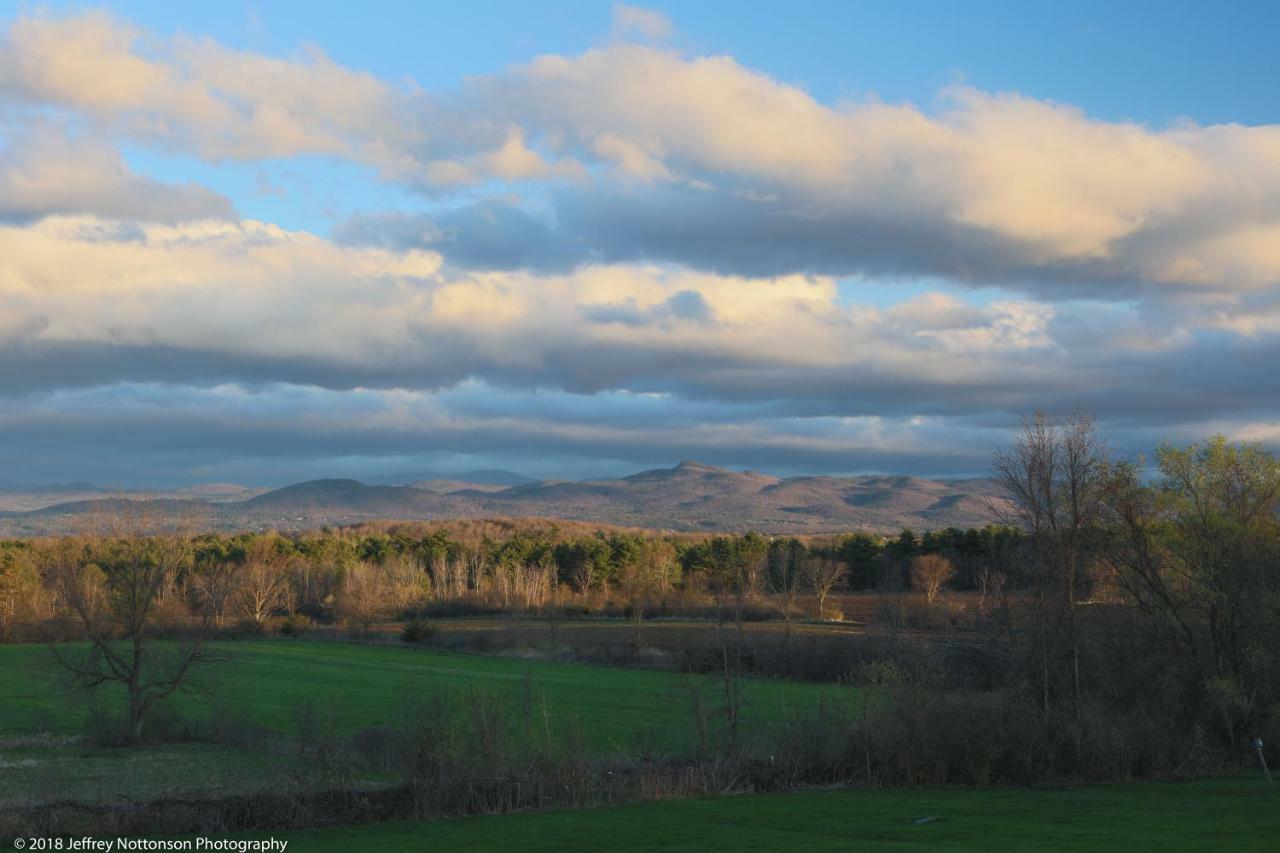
[0,8,1278,483]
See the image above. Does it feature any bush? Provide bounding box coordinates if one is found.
[278,613,313,637]
[400,618,437,644]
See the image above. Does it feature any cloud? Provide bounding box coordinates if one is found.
[2,9,1280,483]
[0,123,233,223]
[580,289,714,326]
[612,4,675,42]
[5,13,1280,293]
[0,382,1007,485]
[0,214,1057,401]
[0,11,409,163]
[11,375,1280,487]
[334,202,585,272]
[5,213,1279,437]
[461,53,1280,291]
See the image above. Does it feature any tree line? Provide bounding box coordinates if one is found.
[0,521,1023,641]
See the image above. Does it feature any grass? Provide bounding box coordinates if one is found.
[2,640,1275,849]
[262,775,1279,852]
[0,638,844,753]
[0,738,286,807]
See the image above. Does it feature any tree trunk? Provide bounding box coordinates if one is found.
[1067,538,1081,722]
[129,638,146,744]
[1037,586,1050,719]
[128,682,145,744]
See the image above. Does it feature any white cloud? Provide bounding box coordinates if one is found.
[0,214,1069,398]
[612,4,675,42]
[0,12,410,163]
[5,13,1277,293]
[0,123,233,222]
[5,13,1280,293]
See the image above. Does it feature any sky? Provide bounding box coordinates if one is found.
[1,2,1279,487]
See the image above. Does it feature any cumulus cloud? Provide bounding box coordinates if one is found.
[5,12,1280,292]
[3,213,1276,435]
[0,11,411,164]
[0,214,1066,400]
[0,124,233,223]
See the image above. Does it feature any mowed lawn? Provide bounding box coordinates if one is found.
[266,776,1279,852]
[0,639,843,752]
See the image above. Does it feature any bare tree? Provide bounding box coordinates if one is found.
[336,561,390,636]
[234,538,293,628]
[910,553,955,605]
[975,561,1007,619]
[427,551,468,601]
[189,560,239,628]
[803,556,846,621]
[0,545,43,641]
[1059,410,1111,713]
[993,410,1111,718]
[570,554,597,597]
[459,545,489,596]
[40,503,218,744]
[381,552,427,615]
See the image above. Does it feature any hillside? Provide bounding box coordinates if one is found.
[0,462,1011,535]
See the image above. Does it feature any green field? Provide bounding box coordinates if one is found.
[0,639,842,752]
[266,776,1279,852]
[2,640,1276,849]
[0,739,288,808]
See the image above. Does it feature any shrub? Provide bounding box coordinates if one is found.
[278,613,313,637]
[400,618,437,644]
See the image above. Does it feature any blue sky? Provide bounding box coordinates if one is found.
[1,2,1279,486]
[11,1,1276,119]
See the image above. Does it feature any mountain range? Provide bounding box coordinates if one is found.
[0,461,1012,535]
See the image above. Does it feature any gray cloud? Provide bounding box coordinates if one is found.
[580,290,714,326]
[334,203,585,272]
[0,383,1006,485]
[7,377,1273,488]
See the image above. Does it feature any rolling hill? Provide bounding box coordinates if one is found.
[1,462,1012,535]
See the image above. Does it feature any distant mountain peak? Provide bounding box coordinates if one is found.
[673,460,728,473]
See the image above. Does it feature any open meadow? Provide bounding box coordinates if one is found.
[0,639,841,750]
[1,638,847,816]
[4,637,1276,850]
